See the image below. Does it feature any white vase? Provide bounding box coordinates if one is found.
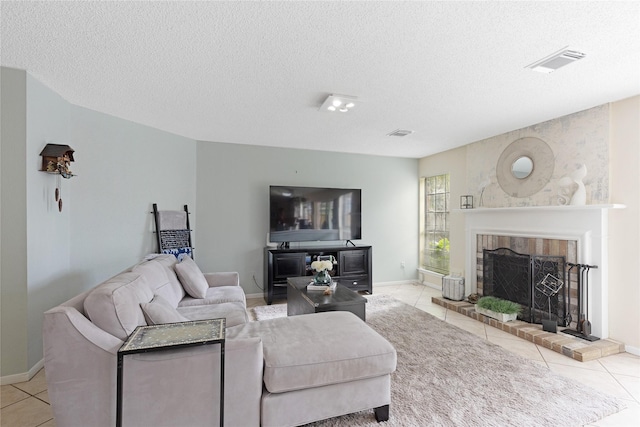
[569,164,587,206]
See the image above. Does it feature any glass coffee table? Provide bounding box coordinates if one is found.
[287,276,367,321]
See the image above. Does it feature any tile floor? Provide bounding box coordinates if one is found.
[2,282,639,426]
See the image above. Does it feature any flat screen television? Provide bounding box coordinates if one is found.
[269,185,362,243]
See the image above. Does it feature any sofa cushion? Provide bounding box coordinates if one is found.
[177,301,249,327]
[178,286,246,307]
[132,256,185,307]
[174,256,208,299]
[84,272,154,340]
[141,295,189,325]
[227,311,397,393]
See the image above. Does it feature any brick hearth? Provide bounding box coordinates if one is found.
[432,296,623,362]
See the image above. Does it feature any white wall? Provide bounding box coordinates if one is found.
[69,105,196,292]
[25,74,72,369]
[195,141,419,296]
[608,95,640,352]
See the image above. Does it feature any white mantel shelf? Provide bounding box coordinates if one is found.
[453,204,626,214]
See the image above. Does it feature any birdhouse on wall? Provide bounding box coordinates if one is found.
[40,143,75,178]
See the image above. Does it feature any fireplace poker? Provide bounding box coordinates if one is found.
[564,263,577,326]
[576,264,585,334]
[581,264,598,338]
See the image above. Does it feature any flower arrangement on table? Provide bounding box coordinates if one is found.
[311,256,336,286]
[311,259,334,273]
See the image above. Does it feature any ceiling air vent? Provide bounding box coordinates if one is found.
[387,129,414,137]
[526,47,586,73]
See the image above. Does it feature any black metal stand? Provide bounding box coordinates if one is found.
[561,263,599,341]
[535,273,564,333]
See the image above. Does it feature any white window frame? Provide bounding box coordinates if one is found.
[419,174,450,275]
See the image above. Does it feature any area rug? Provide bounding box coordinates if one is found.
[250,295,626,427]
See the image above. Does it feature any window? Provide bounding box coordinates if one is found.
[420,174,450,275]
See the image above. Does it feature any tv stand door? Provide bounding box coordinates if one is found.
[338,249,371,292]
[265,252,305,304]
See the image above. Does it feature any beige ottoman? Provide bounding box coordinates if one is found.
[228,311,397,427]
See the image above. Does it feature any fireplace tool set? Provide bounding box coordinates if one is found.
[561,263,599,342]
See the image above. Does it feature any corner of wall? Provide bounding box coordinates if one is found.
[1,66,29,377]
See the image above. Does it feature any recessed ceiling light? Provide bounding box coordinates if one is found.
[320,94,359,113]
[526,46,586,73]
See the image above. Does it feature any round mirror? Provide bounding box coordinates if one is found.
[511,156,534,179]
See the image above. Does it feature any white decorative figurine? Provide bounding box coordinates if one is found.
[558,164,587,206]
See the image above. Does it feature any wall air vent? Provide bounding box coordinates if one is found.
[526,47,586,73]
[387,129,414,137]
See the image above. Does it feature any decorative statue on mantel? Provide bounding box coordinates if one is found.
[558,164,587,206]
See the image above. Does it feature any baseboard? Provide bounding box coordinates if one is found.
[0,358,44,386]
[417,268,445,290]
[245,292,265,300]
[374,280,421,287]
[625,344,640,357]
[374,279,441,291]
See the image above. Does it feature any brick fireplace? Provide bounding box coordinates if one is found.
[477,235,576,328]
[460,204,623,339]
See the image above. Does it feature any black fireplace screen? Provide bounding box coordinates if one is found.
[483,248,568,326]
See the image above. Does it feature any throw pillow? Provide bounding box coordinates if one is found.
[140,295,189,325]
[174,255,209,299]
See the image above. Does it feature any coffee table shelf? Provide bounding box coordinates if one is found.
[287,276,367,321]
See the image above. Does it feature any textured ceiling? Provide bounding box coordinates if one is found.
[2,1,639,158]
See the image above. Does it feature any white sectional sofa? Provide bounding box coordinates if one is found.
[43,254,396,426]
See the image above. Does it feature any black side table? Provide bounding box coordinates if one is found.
[117,318,226,427]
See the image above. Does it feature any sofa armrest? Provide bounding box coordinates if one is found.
[204,271,240,287]
[44,306,122,354]
[44,305,262,427]
[43,307,122,427]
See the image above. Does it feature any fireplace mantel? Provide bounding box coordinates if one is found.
[460,203,625,340]
[454,204,625,214]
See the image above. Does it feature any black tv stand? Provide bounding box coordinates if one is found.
[345,240,356,247]
[264,245,372,304]
[278,242,290,249]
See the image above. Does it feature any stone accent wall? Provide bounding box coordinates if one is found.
[466,104,609,207]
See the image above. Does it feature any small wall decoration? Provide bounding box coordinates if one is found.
[496,137,554,198]
[460,195,474,209]
[40,144,75,178]
[40,143,75,212]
